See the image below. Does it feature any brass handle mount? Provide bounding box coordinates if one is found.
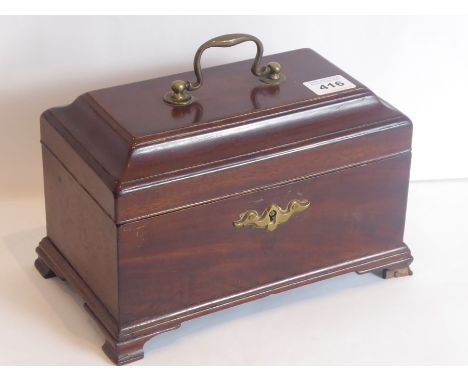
[164,33,286,106]
[233,199,310,232]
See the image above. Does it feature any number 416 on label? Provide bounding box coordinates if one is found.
[303,75,356,95]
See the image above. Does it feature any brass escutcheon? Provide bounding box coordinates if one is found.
[233,199,310,232]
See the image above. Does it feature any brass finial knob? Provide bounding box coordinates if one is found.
[259,61,286,84]
[164,80,193,106]
[267,62,281,80]
[171,80,186,94]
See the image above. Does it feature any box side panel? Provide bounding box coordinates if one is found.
[118,153,411,325]
[40,113,117,220]
[42,146,119,319]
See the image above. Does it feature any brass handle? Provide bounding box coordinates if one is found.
[164,33,286,106]
[233,199,310,232]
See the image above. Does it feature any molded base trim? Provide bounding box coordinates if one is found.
[35,236,413,365]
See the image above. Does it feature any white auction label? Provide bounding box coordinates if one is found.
[303,75,356,95]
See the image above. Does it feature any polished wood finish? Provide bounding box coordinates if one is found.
[36,237,412,365]
[41,49,411,223]
[42,146,119,319]
[36,47,413,364]
[118,153,411,323]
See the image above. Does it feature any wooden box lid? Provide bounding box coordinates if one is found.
[41,46,412,223]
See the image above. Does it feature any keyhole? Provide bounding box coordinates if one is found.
[269,210,277,222]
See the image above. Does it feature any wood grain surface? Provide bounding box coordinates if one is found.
[36,47,413,364]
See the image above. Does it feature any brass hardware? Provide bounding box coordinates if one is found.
[233,199,310,232]
[164,33,286,106]
[163,80,193,106]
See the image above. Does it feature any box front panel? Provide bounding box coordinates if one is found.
[118,153,411,324]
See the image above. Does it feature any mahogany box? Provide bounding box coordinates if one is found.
[35,34,413,365]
